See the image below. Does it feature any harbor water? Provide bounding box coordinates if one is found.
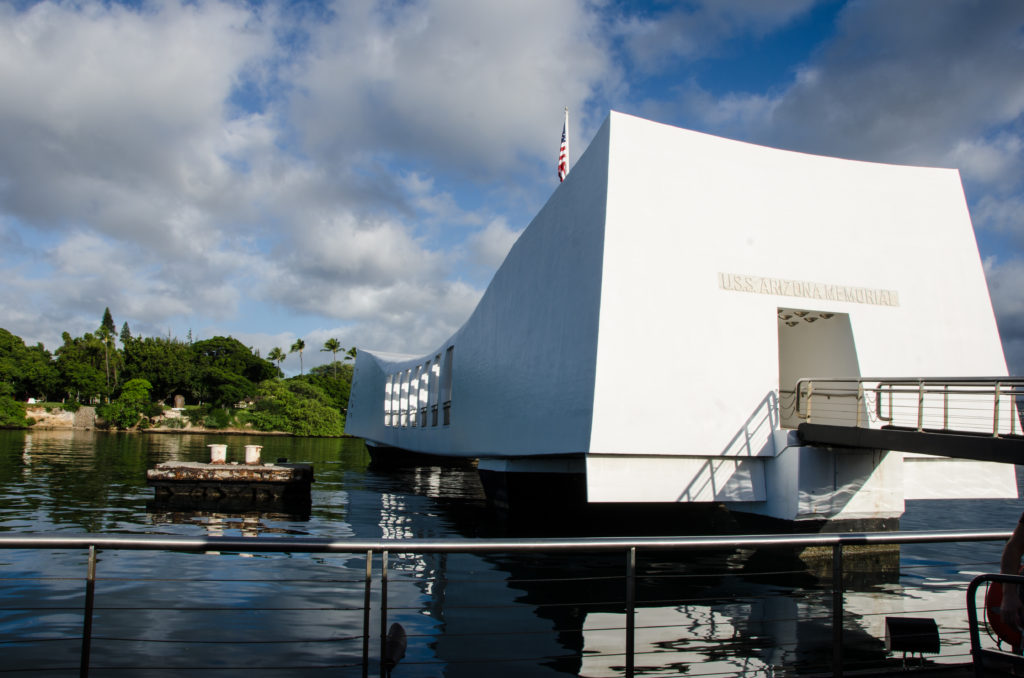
[0,429,1021,676]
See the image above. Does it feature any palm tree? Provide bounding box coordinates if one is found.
[290,338,306,375]
[345,346,357,363]
[321,338,342,376]
[267,347,286,373]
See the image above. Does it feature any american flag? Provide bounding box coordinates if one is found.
[558,108,569,182]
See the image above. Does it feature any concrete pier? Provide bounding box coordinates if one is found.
[146,460,313,512]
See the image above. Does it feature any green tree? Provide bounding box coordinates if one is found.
[191,336,276,407]
[304,362,353,412]
[55,332,107,403]
[122,336,194,404]
[0,329,58,400]
[18,343,58,401]
[98,378,152,429]
[0,382,30,428]
[267,347,286,374]
[248,379,345,436]
[199,368,255,408]
[345,346,357,363]
[321,338,342,375]
[290,338,306,375]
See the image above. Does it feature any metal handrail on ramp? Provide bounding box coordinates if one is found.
[794,377,1024,436]
[792,377,1024,461]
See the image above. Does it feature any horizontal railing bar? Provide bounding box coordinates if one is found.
[26,664,367,672]
[801,390,1024,400]
[797,376,1024,384]
[0,670,372,675]
[92,636,364,644]
[89,577,367,584]
[797,386,1024,395]
[87,606,367,611]
[0,528,1012,553]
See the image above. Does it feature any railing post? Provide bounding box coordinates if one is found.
[380,550,389,678]
[943,384,949,431]
[1013,391,1019,436]
[806,381,814,423]
[832,543,843,678]
[917,380,924,432]
[363,550,372,678]
[874,383,890,422]
[625,547,636,678]
[856,382,864,427]
[80,544,96,678]
[994,382,1001,438]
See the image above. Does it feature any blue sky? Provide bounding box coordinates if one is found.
[1,0,1022,375]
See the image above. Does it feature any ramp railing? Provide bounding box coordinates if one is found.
[793,377,1024,436]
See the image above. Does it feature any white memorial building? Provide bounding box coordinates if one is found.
[345,111,1017,528]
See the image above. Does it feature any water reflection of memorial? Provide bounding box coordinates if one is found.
[372,461,969,676]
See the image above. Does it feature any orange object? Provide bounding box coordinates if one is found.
[986,579,1023,652]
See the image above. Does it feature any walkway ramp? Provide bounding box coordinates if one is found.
[798,423,1024,463]
[792,377,1024,464]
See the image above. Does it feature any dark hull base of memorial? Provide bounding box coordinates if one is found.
[476,465,900,535]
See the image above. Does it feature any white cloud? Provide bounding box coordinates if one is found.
[397,172,483,228]
[0,0,275,236]
[464,218,523,274]
[974,195,1024,239]
[736,1,1024,168]
[289,0,613,177]
[984,256,1024,374]
[686,85,781,130]
[2,0,568,355]
[944,134,1024,192]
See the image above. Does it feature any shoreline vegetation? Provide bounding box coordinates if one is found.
[23,405,315,436]
[1,309,355,438]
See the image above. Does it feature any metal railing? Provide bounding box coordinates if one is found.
[0,529,1015,677]
[967,573,1024,676]
[794,377,1024,435]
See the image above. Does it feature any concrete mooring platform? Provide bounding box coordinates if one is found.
[146,445,314,512]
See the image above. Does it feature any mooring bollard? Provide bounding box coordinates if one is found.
[208,444,227,464]
[244,445,262,465]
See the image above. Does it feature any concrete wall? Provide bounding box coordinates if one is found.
[589,112,1007,460]
[582,112,1012,510]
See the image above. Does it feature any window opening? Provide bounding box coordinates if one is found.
[400,369,410,427]
[430,355,441,426]
[420,361,430,427]
[390,373,400,428]
[441,346,454,426]
[409,366,421,427]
